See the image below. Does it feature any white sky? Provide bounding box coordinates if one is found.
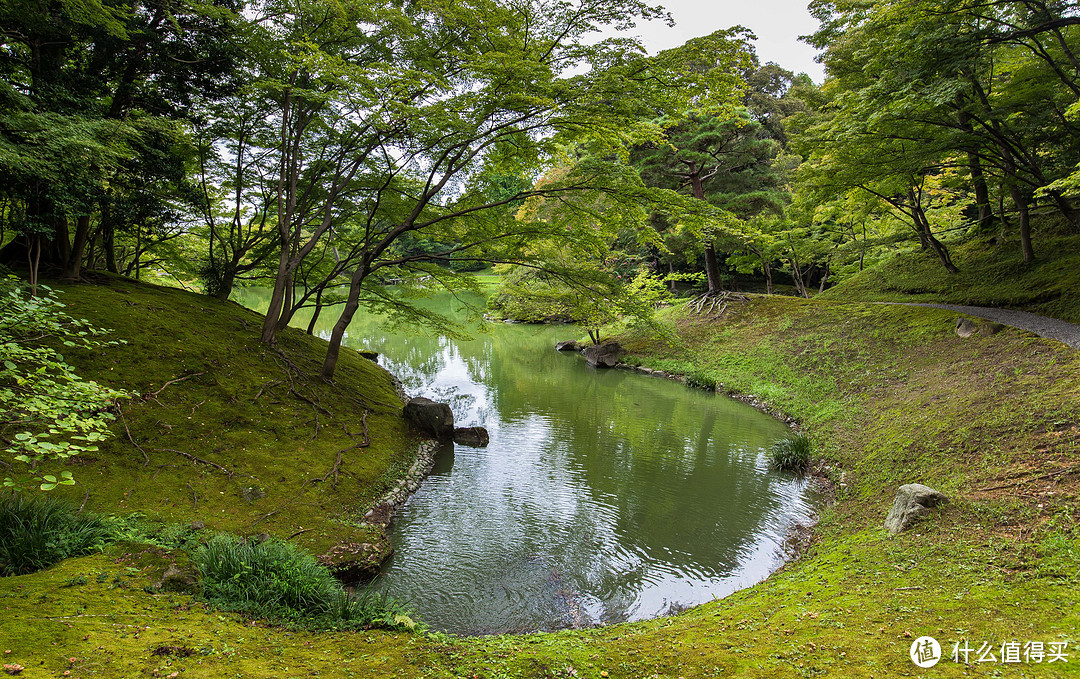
[623,0,826,83]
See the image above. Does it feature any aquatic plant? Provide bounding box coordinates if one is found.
[767,434,813,473]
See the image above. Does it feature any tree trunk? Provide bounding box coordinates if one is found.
[703,243,723,293]
[212,263,237,300]
[63,214,91,280]
[788,245,808,298]
[320,262,370,380]
[1008,187,1035,263]
[968,151,993,230]
[306,287,324,335]
[908,188,958,273]
[914,205,959,273]
[276,277,296,330]
[818,262,831,293]
[957,108,993,230]
[1048,191,1080,231]
[261,253,291,344]
[27,235,42,295]
[103,221,117,273]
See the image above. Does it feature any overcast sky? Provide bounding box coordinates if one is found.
[623,0,826,83]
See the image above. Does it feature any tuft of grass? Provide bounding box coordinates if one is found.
[0,492,112,575]
[766,434,813,473]
[192,533,415,631]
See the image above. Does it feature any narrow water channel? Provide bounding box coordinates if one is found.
[235,290,819,635]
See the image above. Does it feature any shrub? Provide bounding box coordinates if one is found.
[767,434,813,473]
[0,492,113,575]
[192,534,415,630]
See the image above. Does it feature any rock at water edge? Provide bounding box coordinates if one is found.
[583,341,625,368]
[454,426,490,447]
[403,397,454,440]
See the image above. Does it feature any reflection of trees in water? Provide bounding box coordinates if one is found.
[237,289,807,631]
[477,328,791,575]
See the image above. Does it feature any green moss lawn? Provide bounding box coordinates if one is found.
[2,278,1078,677]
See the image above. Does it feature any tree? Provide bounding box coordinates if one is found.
[219,0,751,378]
[0,0,242,278]
[805,0,1080,263]
[633,109,785,293]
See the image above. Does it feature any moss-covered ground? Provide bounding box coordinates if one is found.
[819,233,1080,323]
[23,274,417,556]
[2,278,1079,677]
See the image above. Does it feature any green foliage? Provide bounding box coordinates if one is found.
[0,491,112,575]
[106,513,208,552]
[820,233,1080,323]
[193,534,416,631]
[0,277,130,490]
[766,434,813,473]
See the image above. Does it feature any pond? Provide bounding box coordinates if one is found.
[234,289,819,635]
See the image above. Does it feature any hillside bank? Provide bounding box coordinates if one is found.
[1,281,1078,677]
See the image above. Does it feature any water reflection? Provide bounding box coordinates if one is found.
[233,290,818,634]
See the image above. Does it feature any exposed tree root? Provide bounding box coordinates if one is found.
[144,371,206,404]
[688,290,749,317]
[319,412,371,487]
[117,404,150,466]
[977,464,1080,492]
[159,447,242,478]
[252,380,282,402]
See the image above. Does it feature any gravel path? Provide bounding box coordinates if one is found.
[903,303,1080,349]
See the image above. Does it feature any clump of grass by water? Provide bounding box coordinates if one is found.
[767,434,813,473]
[192,534,416,631]
[0,492,113,575]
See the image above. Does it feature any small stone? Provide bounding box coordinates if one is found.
[555,340,581,352]
[885,484,948,534]
[188,520,204,531]
[955,317,978,338]
[161,564,198,594]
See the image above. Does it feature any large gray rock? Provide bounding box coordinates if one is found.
[583,341,625,368]
[403,397,454,440]
[453,426,489,447]
[885,483,948,534]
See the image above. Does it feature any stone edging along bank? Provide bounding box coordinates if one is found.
[616,361,799,427]
[319,436,441,582]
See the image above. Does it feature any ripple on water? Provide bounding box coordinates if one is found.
[365,321,820,634]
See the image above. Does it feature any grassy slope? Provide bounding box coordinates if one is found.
[819,233,1080,323]
[29,275,416,554]
[3,279,1080,677]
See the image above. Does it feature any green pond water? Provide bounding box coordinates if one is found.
[234,289,819,635]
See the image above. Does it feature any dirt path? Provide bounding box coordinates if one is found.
[902,303,1080,349]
